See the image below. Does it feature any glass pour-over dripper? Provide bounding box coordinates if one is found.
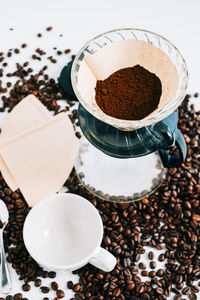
[61,28,188,202]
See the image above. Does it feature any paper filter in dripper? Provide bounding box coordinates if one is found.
[74,39,180,131]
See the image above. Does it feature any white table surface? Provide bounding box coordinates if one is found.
[0,0,200,299]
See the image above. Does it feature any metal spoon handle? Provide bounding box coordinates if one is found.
[0,229,11,294]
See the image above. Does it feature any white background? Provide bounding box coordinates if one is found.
[1,0,200,93]
[0,0,200,299]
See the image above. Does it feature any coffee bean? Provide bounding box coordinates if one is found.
[191,285,199,293]
[173,295,181,300]
[150,261,156,269]
[73,284,81,292]
[141,270,149,276]
[56,290,65,298]
[189,293,197,300]
[113,288,121,297]
[141,293,150,300]
[48,271,56,278]
[139,262,146,269]
[43,298,49,300]
[104,235,111,245]
[158,254,165,261]
[51,281,58,291]
[14,294,22,300]
[136,284,145,293]
[42,271,49,278]
[182,287,190,295]
[156,287,163,294]
[148,251,154,260]
[126,281,135,291]
[35,279,42,287]
[22,283,31,291]
[6,296,13,300]
[149,271,156,278]
[156,269,164,277]
[40,286,50,294]
[46,27,53,31]
[67,281,74,289]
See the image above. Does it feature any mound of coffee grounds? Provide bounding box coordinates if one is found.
[95,65,162,120]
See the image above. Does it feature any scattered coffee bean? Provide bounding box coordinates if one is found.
[141,270,149,276]
[35,279,42,287]
[182,287,190,295]
[48,271,56,278]
[156,287,163,294]
[14,48,20,54]
[40,286,50,294]
[191,285,199,293]
[189,293,197,300]
[139,262,146,269]
[14,294,22,300]
[149,271,156,278]
[42,271,48,278]
[22,283,31,291]
[150,261,156,269]
[67,281,74,289]
[21,44,27,48]
[65,49,71,54]
[73,283,81,292]
[46,27,53,31]
[56,290,65,298]
[156,269,164,277]
[148,251,154,260]
[158,253,165,261]
[173,295,181,300]
[126,281,135,291]
[51,281,58,291]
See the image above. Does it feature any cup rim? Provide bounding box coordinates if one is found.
[71,27,188,130]
[23,193,103,270]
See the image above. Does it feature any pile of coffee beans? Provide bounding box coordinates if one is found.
[0,28,200,300]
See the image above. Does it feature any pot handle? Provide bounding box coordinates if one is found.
[158,127,187,168]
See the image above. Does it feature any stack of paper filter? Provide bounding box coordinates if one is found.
[0,95,79,207]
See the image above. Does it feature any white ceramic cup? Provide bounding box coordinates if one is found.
[23,193,116,272]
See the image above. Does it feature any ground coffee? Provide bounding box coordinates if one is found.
[95,65,162,120]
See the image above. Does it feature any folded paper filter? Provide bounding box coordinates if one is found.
[0,95,79,206]
[76,39,179,130]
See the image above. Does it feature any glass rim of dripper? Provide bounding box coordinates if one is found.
[71,27,188,131]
